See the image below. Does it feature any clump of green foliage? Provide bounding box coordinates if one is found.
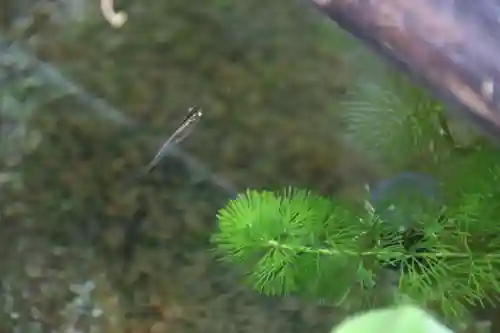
[212,182,500,320]
[212,47,500,321]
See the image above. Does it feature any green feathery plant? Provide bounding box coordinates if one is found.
[342,75,445,169]
[212,36,500,323]
[212,182,500,320]
[337,37,482,174]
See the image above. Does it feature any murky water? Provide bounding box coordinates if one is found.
[1,1,498,332]
[0,1,372,332]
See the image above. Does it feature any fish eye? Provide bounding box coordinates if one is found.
[188,106,202,114]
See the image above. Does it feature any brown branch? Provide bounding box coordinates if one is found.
[308,0,500,140]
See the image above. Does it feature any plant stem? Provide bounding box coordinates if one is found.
[266,240,500,260]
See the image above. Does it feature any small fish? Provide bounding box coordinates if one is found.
[145,106,203,172]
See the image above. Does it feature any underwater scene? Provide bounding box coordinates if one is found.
[0,1,499,333]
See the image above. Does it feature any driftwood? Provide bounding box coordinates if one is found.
[309,0,500,139]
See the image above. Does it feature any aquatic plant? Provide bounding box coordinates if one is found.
[212,51,500,322]
[212,179,500,320]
